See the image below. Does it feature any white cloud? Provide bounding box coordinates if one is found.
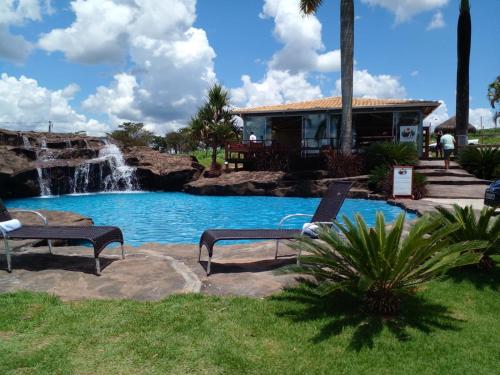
[424,102,498,130]
[361,0,449,23]
[335,69,406,99]
[0,0,52,61]
[424,100,449,129]
[38,0,134,64]
[40,0,216,135]
[261,0,340,73]
[427,11,445,30]
[232,70,322,108]
[410,70,419,77]
[469,108,497,129]
[0,73,109,135]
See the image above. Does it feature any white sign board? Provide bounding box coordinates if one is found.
[393,166,413,197]
[399,125,418,143]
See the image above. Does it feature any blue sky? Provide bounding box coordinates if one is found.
[0,0,498,135]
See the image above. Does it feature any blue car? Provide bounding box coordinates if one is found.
[484,180,500,207]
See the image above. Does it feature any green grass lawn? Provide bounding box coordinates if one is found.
[189,149,225,168]
[0,266,498,374]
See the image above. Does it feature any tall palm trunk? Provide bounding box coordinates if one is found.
[339,0,354,154]
[211,144,218,169]
[455,0,471,148]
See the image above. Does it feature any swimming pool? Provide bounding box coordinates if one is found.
[5,192,415,246]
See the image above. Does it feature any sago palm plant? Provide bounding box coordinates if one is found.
[286,213,486,315]
[433,205,500,271]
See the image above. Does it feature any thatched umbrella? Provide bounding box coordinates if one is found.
[434,116,477,133]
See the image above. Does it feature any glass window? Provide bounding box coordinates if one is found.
[244,117,267,142]
[330,115,340,148]
[302,114,328,155]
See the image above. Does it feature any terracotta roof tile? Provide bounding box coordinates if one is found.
[233,96,440,114]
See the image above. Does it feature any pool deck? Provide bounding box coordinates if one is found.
[0,241,301,300]
[0,197,494,301]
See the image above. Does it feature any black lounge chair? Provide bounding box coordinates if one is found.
[199,181,353,275]
[0,199,124,275]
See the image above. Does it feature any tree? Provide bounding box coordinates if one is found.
[165,131,184,154]
[455,0,471,148]
[300,0,354,154]
[188,84,239,169]
[109,122,154,147]
[487,76,500,126]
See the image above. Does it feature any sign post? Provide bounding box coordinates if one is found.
[393,165,414,199]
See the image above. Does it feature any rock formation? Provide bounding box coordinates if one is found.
[0,129,203,199]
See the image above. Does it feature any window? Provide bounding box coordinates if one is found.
[302,114,328,155]
[244,117,267,142]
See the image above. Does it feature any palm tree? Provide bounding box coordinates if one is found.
[300,0,354,154]
[189,84,239,169]
[455,0,471,148]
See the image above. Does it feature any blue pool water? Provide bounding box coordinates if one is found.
[5,192,415,246]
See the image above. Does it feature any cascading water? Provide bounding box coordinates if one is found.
[70,139,137,193]
[98,142,137,191]
[37,168,52,196]
[22,135,31,148]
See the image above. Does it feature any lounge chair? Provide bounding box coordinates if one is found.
[199,181,352,275]
[0,199,124,275]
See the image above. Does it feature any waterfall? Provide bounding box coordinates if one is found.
[37,168,52,196]
[41,138,47,149]
[66,139,72,148]
[69,140,136,193]
[72,163,91,193]
[98,142,137,191]
[22,135,31,149]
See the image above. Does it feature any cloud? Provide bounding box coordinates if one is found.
[469,108,497,129]
[40,0,216,135]
[0,73,109,135]
[361,0,449,23]
[232,70,322,108]
[427,11,445,30]
[423,102,498,130]
[38,0,135,64]
[424,100,449,129]
[261,0,340,73]
[335,69,406,99]
[0,0,52,61]
[410,70,419,77]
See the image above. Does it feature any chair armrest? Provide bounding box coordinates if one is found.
[278,214,313,228]
[9,209,48,225]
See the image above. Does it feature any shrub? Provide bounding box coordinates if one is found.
[412,172,428,199]
[367,165,391,193]
[365,142,419,172]
[284,213,486,315]
[432,205,500,271]
[458,146,500,180]
[368,166,427,199]
[321,150,365,177]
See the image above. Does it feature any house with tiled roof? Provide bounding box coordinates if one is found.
[228,96,439,167]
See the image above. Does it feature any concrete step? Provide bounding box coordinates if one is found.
[426,176,491,185]
[426,184,487,199]
[416,160,460,169]
[416,168,474,178]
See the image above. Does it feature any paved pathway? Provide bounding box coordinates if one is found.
[0,241,299,300]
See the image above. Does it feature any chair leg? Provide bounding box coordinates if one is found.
[207,255,212,276]
[3,237,12,273]
[121,244,125,260]
[95,257,101,276]
[275,239,280,259]
[48,239,53,254]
